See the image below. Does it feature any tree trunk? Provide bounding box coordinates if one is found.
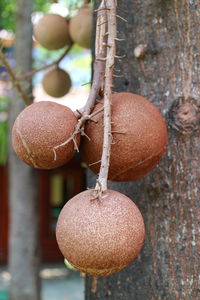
[8,1,41,300]
[86,1,199,299]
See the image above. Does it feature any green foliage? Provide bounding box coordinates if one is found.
[60,0,84,12]
[0,97,8,165]
[0,0,15,30]
[34,0,50,12]
[0,0,50,31]
[0,0,93,31]
[70,53,92,69]
[0,120,8,165]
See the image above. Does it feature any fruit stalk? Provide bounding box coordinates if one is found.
[0,43,73,93]
[51,2,108,153]
[0,50,32,105]
[95,0,117,193]
[17,44,73,81]
[80,1,107,115]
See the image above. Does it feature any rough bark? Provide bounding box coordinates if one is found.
[86,1,200,299]
[8,1,41,300]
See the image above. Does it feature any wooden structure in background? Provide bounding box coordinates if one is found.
[0,166,8,262]
[0,157,85,264]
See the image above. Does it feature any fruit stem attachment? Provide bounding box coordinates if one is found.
[16,44,73,81]
[95,0,117,194]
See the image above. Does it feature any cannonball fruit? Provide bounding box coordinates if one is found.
[33,14,71,50]
[81,92,167,181]
[12,101,80,169]
[56,189,145,276]
[69,8,92,49]
[42,68,72,98]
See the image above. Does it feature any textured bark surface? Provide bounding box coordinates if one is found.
[8,1,41,300]
[86,1,200,299]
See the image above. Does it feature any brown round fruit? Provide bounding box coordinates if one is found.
[33,14,71,50]
[69,8,92,49]
[81,92,167,181]
[56,189,145,276]
[12,101,80,169]
[42,68,72,98]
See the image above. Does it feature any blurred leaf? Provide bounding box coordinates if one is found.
[70,53,92,69]
[0,96,9,112]
[0,97,8,165]
[0,0,50,31]
[0,0,93,32]
[0,121,8,165]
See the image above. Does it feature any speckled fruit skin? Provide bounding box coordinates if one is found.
[12,101,80,169]
[81,92,168,181]
[69,8,92,49]
[56,189,145,276]
[34,14,71,50]
[42,68,72,98]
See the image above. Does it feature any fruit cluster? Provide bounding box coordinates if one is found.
[11,0,168,279]
[12,92,167,276]
[33,7,92,98]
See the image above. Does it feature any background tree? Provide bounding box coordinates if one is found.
[86,0,200,299]
[8,0,41,299]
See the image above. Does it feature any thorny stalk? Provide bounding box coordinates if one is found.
[79,1,107,115]
[95,0,117,194]
[53,1,107,157]
[54,0,117,195]
[52,106,104,160]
